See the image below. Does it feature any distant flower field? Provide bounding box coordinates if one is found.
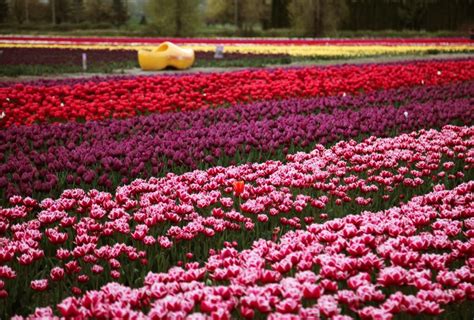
[1,35,473,58]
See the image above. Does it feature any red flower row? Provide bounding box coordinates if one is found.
[1,59,473,127]
[20,181,474,319]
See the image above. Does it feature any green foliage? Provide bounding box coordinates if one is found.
[397,0,430,30]
[270,0,290,28]
[52,0,72,24]
[205,0,233,24]
[0,0,8,23]
[146,0,201,36]
[240,0,266,32]
[69,0,84,23]
[288,0,348,36]
[8,0,48,24]
[3,0,474,33]
[205,0,269,33]
[9,0,24,23]
[342,0,474,32]
[84,0,113,24]
[112,0,128,26]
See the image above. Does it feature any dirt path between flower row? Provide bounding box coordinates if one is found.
[1,53,472,83]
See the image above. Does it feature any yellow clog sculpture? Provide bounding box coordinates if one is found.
[138,42,195,71]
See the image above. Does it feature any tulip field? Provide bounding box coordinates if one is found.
[0,37,474,319]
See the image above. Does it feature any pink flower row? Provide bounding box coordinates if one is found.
[0,125,472,314]
[18,180,474,319]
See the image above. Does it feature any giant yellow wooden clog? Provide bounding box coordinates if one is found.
[138,42,195,71]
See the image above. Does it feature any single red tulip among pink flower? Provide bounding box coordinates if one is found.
[233,180,245,196]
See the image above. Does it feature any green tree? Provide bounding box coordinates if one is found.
[50,0,70,24]
[288,0,348,36]
[70,0,84,23]
[56,0,71,24]
[0,0,8,23]
[240,0,266,32]
[205,0,268,32]
[10,0,26,23]
[147,0,201,36]
[397,0,430,30]
[84,0,112,24]
[205,0,232,25]
[112,0,128,26]
[9,0,45,24]
[271,0,290,28]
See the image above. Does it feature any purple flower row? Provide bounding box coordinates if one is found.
[0,47,288,86]
[0,82,472,200]
[0,47,136,66]
[0,47,286,66]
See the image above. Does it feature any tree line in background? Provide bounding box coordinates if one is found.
[1,0,128,26]
[0,0,473,36]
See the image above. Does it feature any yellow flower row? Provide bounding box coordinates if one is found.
[1,42,473,57]
[189,44,474,57]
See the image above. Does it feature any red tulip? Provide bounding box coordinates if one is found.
[233,180,245,196]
